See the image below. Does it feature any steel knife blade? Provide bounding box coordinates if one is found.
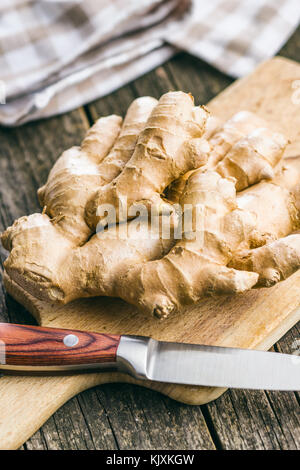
[0,323,299,390]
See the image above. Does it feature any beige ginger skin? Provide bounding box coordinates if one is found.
[38,96,157,245]
[166,110,287,203]
[2,159,300,311]
[2,92,300,319]
[114,168,300,318]
[85,92,209,229]
[116,171,259,318]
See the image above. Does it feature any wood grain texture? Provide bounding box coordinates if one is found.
[0,323,120,367]
[1,25,300,449]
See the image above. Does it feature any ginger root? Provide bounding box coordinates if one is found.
[38,97,157,245]
[229,233,300,287]
[1,212,178,303]
[2,92,300,320]
[115,170,259,318]
[84,91,209,229]
[166,110,287,202]
[113,163,300,318]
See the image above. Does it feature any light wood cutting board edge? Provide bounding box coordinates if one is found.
[0,56,300,450]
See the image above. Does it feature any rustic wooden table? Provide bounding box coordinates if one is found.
[0,27,299,451]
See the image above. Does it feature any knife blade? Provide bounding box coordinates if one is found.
[0,323,299,390]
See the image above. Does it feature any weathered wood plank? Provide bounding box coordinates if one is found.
[26,395,99,450]
[205,387,300,450]
[165,53,232,103]
[131,65,175,98]
[94,384,215,450]
[278,24,300,62]
[86,85,137,124]
[25,383,216,451]
[272,322,300,422]
[25,417,61,451]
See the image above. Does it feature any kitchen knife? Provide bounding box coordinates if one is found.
[0,322,299,390]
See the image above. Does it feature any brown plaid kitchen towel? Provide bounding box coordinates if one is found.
[0,0,299,125]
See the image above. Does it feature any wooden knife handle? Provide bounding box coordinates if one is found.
[0,323,121,370]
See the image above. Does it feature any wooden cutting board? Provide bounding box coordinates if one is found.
[1,57,300,450]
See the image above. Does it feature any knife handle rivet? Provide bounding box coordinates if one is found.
[63,334,79,347]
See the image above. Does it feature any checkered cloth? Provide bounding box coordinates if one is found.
[0,0,299,126]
